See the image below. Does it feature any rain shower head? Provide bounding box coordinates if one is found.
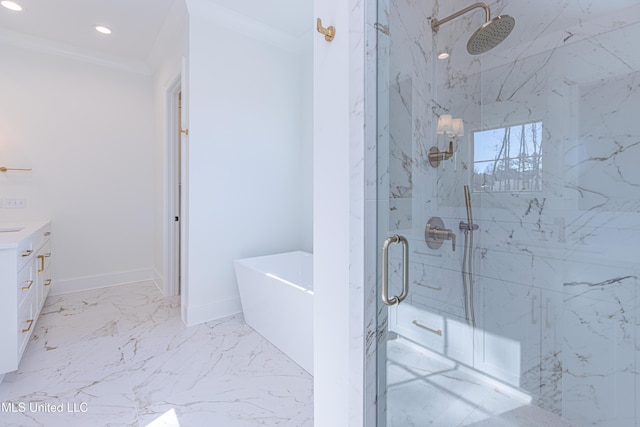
[431,2,515,55]
[467,15,515,54]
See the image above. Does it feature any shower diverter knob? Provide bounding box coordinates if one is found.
[425,217,456,251]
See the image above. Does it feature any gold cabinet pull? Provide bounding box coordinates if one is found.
[180,128,189,135]
[21,319,33,333]
[21,280,33,291]
[317,18,336,41]
[44,279,52,287]
[21,250,33,257]
[39,253,51,273]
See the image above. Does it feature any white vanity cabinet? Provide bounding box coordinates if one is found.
[0,221,52,375]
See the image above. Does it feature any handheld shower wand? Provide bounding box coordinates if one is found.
[460,185,479,232]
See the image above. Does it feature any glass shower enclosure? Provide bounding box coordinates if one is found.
[375,0,640,425]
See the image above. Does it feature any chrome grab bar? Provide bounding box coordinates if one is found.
[381,234,409,306]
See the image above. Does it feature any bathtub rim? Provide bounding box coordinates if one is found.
[234,250,313,291]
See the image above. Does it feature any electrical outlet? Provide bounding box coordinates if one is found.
[3,198,26,209]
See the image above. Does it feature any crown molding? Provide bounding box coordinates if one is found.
[0,27,152,75]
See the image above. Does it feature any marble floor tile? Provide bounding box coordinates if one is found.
[0,281,313,427]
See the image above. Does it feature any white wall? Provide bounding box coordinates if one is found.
[313,0,367,425]
[0,0,313,325]
[184,0,313,324]
[0,46,156,292]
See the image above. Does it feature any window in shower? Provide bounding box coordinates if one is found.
[472,121,543,192]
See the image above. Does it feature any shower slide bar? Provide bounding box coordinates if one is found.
[460,185,478,326]
[381,234,409,306]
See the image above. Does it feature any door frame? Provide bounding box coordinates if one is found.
[164,76,183,297]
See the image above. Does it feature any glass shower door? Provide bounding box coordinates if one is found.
[376,0,640,426]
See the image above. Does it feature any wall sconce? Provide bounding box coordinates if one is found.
[429,114,464,167]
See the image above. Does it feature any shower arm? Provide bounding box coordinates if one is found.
[431,2,490,32]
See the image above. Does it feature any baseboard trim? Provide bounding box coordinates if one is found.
[184,297,242,326]
[152,268,164,295]
[50,269,154,295]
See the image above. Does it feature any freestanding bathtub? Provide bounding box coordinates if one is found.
[234,251,313,374]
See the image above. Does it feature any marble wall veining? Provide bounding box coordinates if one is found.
[374,0,640,425]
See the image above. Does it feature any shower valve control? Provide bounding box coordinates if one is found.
[425,217,456,251]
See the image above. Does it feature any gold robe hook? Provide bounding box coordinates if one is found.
[317,18,335,42]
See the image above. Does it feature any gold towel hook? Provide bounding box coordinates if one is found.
[317,18,335,42]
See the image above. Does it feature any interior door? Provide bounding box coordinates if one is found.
[179,57,189,315]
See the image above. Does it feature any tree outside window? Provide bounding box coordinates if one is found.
[472,121,543,192]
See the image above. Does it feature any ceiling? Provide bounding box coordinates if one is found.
[2,0,636,69]
[0,0,175,63]
[0,0,312,67]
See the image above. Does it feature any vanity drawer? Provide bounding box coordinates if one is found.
[34,224,51,251]
[16,236,36,270]
[17,289,36,358]
[16,223,51,270]
[17,262,35,307]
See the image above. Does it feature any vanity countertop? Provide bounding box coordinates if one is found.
[0,220,51,249]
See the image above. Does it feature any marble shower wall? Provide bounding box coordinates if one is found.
[379,0,640,425]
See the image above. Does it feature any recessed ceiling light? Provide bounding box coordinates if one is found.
[95,25,112,35]
[438,52,450,60]
[1,1,23,11]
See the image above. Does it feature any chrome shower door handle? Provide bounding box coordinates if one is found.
[381,234,409,306]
